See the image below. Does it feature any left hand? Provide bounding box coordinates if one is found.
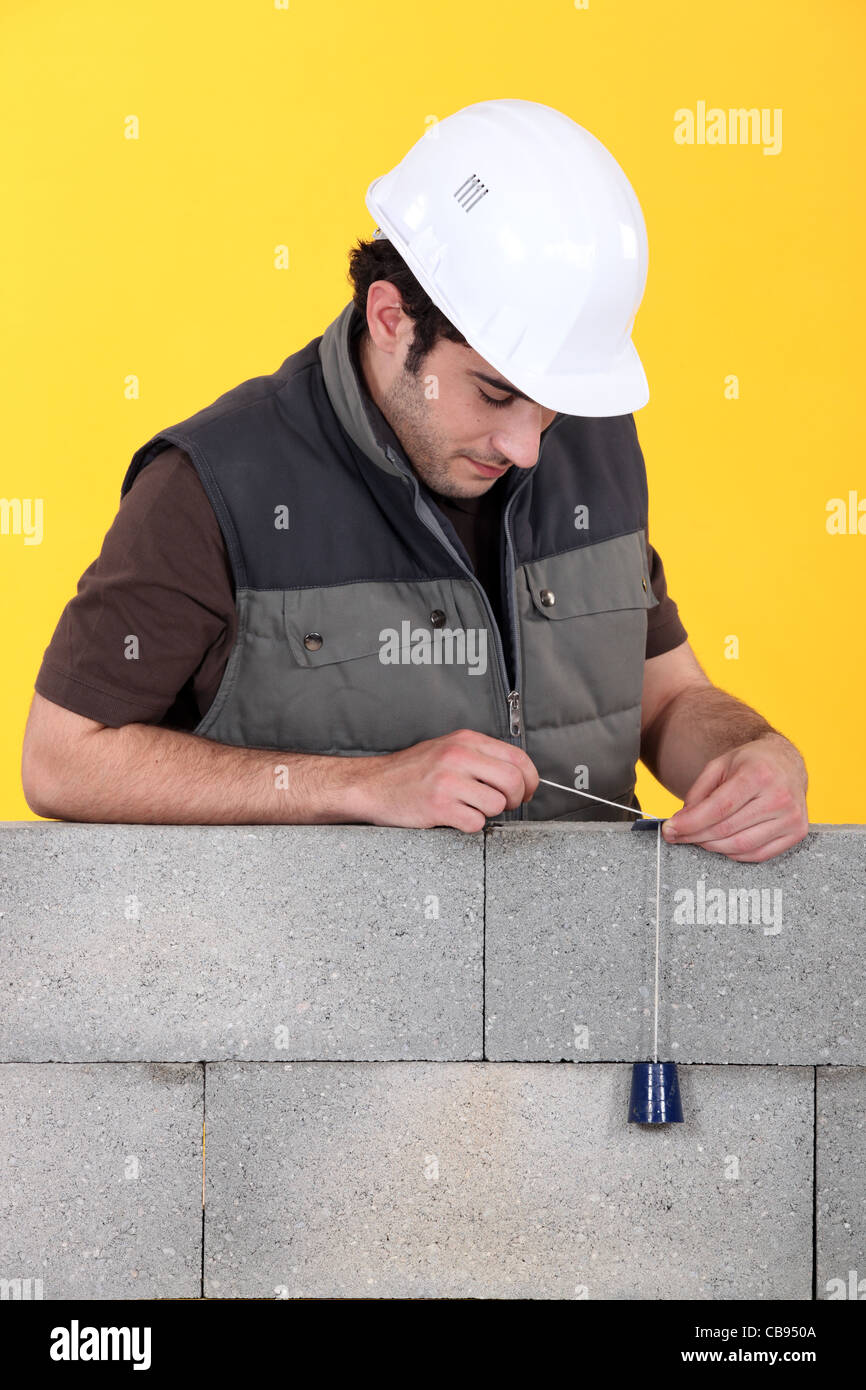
[661,732,809,862]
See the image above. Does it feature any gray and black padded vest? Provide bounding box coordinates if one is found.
[121,300,658,822]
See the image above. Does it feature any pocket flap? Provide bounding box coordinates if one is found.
[283,579,461,668]
[526,531,658,620]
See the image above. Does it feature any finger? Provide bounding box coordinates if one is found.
[492,742,538,796]
[724,832,801,863]
[451,736,537,799]
[455,776,513,820]
[666,772,764,841]
[681,811,795,857]
[438,804,487,834]
[666,796,778,846]
[451,728,539,788]
[463,750,532,808]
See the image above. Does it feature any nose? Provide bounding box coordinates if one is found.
[490,406,549,470]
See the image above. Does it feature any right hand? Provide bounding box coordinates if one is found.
[351,727,539,832]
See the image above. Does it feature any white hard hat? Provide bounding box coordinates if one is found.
[364,99,649,417]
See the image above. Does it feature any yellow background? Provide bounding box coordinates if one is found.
[1,0,863,822]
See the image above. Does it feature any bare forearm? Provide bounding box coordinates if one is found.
[640,684,786,799]
[34,721,370,825]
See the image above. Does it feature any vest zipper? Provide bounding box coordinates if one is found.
[507,689,521,736]
[383,444,537,824]
[501,474,532,819]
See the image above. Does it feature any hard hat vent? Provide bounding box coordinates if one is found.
[453,173,489,212]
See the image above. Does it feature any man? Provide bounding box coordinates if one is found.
[22,99,808,861]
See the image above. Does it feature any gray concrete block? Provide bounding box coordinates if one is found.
[0,824,483,1062]
[0,1063,201,1300]
[485,824,866,1064]
[817,1066,866,1300]
[204,1061,812,1300]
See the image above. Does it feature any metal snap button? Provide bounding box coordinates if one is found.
[540,589,556,607]
[430,609,446,628]
[303,632,323,651]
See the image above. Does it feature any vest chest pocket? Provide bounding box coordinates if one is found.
[524,530,658,622]
[518,530,657,735]
[282,579,466,669]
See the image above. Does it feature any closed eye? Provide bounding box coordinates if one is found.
[477,386,513,409]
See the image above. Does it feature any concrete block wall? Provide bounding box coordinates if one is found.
[1,821,863,1300]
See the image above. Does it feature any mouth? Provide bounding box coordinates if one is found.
[464,456,509,479]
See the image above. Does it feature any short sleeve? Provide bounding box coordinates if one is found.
[34,447,236,727]
[645,533,688,659]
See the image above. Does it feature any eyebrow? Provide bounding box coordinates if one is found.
[469,369,535,403]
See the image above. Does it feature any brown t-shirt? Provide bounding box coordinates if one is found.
[36,446,688,733]
[36,445,236,731]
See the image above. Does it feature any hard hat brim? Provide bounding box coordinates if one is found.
[492,337,650,418]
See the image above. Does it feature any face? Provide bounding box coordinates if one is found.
[358,286,558,500]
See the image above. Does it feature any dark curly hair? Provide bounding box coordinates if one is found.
[346,234,468,376]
